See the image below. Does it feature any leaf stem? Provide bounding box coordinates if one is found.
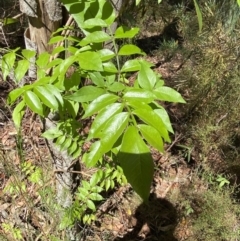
[125,103,138,128]
[107,26,121,81]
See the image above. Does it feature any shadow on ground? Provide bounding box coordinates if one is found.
[114,193,178,241]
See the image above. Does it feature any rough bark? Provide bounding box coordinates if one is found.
[20,0,62,54]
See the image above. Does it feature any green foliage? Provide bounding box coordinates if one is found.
[60,179,104,228]
[168,169,240,241]
[2,223,23,240]
[192,188,240,241]
[0,0,184,223]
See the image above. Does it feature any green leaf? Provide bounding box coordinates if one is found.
[14,60,29,82]
[118,126,154,201]
[103,62,118,73]
[12,100,26,128]
[115,26,139,39]
[100,0,116,25]
[97,49,115,61]
[48,35,65,45]
[61,137,72,150]
[80,31,111,46]
[41,128,63,140]
[72,148,82,159]
[45,84,64,106]
[34,85,59,110]
[105,179,111,191]
[121,59,141,72]
[154,108,173,133]
[1,52,16,80]
[108,82,125,92]
[83,93,119,118]
[99,112,129,152]
[118,44,145,56]
[7,88,25,104]
[88,193,103,201]
[2,17,18,25]
[90,170,103,186]
[91,185,103,193]
[105,74,116,85]
[86,200,96,211]
[68,141,78,155]
[83,141,104,167]
[56,135,66,145]
[36,52,50,68]
[32,76,51,86]
[123,89,155,103]
[89,103,124,139]
[133,109,171,142]
[193,0,203,33]
[59,55,76,74]
[52,46,65,55]
[65,86,105,103]
[78,51,103,71]
[64,71,81,91]
[88,72,105,87]
[83,18,107,28]
[238,0,240,6]
[126,100,152,111]
[138,62,156,90]
[46,58,62,69]
[24,91,44,116]
[136,0,141,5]
[22,49,35,60]
[138,124,164,152]
[63,99,79,118]
[154,86,186,103]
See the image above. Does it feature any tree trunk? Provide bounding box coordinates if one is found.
[20,0,62,54]
[19,1,77,239]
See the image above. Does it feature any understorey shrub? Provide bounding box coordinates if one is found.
[0,0,185,228]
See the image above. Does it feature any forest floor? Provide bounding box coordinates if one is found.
[0,76,195,240]
[1,52,239,241]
